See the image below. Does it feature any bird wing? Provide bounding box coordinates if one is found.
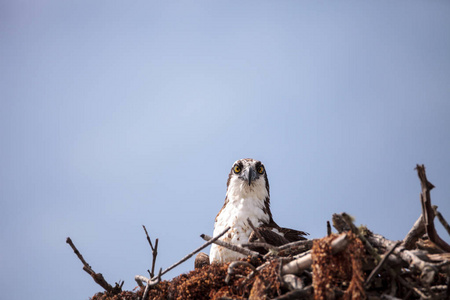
[249,224,309,246]
[277,227,309,242]
[249,227,290,246]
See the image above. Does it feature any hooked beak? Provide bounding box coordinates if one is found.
[242,167,257,186]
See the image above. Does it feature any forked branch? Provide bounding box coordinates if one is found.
[142,225,159,278]
[416,164,450,252]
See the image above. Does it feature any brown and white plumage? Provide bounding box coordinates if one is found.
[209,158,307,263]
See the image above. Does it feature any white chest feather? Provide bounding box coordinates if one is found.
[210,179,269,263]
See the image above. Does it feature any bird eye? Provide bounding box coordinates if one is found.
[257,166,265,174]
[234,165,241,173]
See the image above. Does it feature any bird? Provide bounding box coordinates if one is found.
[209,158,308,264]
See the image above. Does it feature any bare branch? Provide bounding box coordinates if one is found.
[157,226,231,279]
[433,206,450,237]
[135,275,147,288]
[365,241,401,288]
[142,225,158,278]
[241,241,278,252]
[225,261,256,284]
[247,217,266,243]
[66,237,121,294]
[271,286,313,300]
[138,268,162,300]
[201,234,260,258]
[403,214,426,250]
[278,239,313,251]
[367,233,442,284]
[327,220,332,236]
[416,164,450,252]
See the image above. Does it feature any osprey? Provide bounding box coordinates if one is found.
[209,158,307,264]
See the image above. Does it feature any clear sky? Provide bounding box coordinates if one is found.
[1,1,450,299]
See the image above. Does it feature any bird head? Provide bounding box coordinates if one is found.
[226,158,270,199]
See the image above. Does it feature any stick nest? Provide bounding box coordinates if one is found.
[66,165,450,300]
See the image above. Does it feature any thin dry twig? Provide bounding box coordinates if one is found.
[271,286,313,300]
[396,275,431,300]
[365,241,401,288]
[136,227,231,300]
[201,234,260,258]
[433,206,450,237]
[142,225,159,278]
[278,239,313,251]
[247,217,266,243]
[66,237,121,294]
[144,268,162,300]
[156,226,231,279]
[225,261,256,284]
[368,233,442,284]
[403,214,426,250]
[242,241,278,252]
[135,275,147,288]
[136,268,163,300]
[327,221,332,236]
[416,164,450,252]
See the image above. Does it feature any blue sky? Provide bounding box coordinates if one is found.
[1,1,450,299]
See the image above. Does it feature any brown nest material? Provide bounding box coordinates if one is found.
[312,232,366,300]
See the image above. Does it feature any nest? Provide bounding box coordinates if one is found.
[67,165,450,300]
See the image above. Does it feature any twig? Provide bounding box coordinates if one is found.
[278,239,313,251]
[66,237,120,294]
[135,275,147,288]
[66,237,92,270]
[142,225,158,278]
[367,233,440,283]
[397,276,431,300]
[271,286,313,300]
[201,234,260,258]
[365,241,401,288]
[255,260,271,272]
[327,221,332,236]
[225,261,256,284]
[134,226,231,296]
[403,214,426,250]
[247,218,266,243]
[433,206,450,237]
[416,164,450,252]
[292,249,311,260]
[138,268,162,300]
[270,240,313,259]
[136,227,231,299]
[252,240,313,260]
[241,241,278,252]
[157,226,231,278]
